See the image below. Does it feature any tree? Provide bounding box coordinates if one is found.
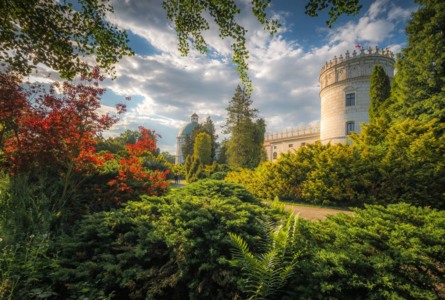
[217,139,229,164]
[194,132,212,165]
[160,151,176,164]
[0,69,124,180]
[304,0,362,27]
[181,133,194,160]
[1,0,363,84]
[181,116,218,161]
[0,0,133,79]
[224,85,264,169]
[163,0,363,88]
[369,65,391,122]
[203,116,219,160]
[390,0,445,123]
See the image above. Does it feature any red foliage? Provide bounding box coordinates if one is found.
[0,70,125,174]
[107,126,170,203]
[1,71,169,211]
[125,126,159,156]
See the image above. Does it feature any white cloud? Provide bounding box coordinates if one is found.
[97,0,414,152]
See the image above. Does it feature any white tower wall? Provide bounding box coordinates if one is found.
[319,47,395,144]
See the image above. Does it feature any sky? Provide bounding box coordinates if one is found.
[39,0,419,154]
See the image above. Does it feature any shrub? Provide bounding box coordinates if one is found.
[209,171,226,180]
[52,181,284,299]
[288,203,445,299]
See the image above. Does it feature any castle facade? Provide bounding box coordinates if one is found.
[264,47,395,161]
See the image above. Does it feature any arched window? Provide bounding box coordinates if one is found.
[273,152,277,159]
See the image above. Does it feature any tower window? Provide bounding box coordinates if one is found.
[289,144,293,148]
[346,93,355,106]
[346,121,355,135]
[273,152,278,159]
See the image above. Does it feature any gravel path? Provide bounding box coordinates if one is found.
[284,204,353,220]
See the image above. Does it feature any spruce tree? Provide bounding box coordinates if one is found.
[369,65,391,122]
[224,85,264,169]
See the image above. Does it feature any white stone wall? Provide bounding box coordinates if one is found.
[264,126,320,161]
[319,48,395,144]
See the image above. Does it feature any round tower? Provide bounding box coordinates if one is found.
[319,46,395,144]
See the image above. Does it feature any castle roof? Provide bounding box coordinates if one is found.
[178,113,199,137]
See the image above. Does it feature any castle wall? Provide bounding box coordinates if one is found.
[319,47,394,144]
[264,125,320,161]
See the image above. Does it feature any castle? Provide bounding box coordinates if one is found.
[264,46,395,161]
[176,47,395,164]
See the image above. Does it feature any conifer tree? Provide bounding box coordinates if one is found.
[194,132,212,165]
[224,85,264,169]
[369,65,391,122]
[390,0,445,123]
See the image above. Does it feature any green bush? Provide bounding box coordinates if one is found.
[209,171,226,180]
[175,179,260,204]
[51,182,283,299]
[231,203,445,299]
[268,203,444,299]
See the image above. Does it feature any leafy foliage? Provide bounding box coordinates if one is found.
[194,132,212,165]
[369,65,391,122]
[304,0,362,27]
[390,0,445,123]
[287,203,445,300]
[181,116,218,161]
[229,215,301,299]
[162,0,280,89]
[0,0,133,78]
[52,181,283,299]
[177,179,260,204]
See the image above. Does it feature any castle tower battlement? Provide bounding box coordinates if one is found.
[319,46,395,144]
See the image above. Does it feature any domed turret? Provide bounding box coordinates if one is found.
[175,113,199,164]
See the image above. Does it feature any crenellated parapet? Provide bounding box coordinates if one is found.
[319,46,395,92]
[265,124,320,142]
[320,46,394,74]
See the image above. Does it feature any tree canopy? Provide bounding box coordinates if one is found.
[163,0,363,88]
[1,0,364,84]
[224,85,265,169]
[369,65,391,122]
[0,0,133,79]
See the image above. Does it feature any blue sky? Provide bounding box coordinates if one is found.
[71,0,418,153]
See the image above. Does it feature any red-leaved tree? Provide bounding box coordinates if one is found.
[107,126,170,204]
[0,69,127,211]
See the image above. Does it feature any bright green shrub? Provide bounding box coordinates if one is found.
[286,203,445,299]
[52,182,284,299]
[209,171,226,180]
[177,179,260,204]
[225,162,272,199]
[352,118,445,209]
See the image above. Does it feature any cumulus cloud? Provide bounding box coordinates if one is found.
[96,0,415,153]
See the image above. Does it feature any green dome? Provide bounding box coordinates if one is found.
[178,121,198,137]
[178,113,199,137]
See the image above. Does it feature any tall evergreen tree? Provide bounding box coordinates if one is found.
[224,85,264,169]
[203,116,218,160]
[194,132,212,165]
[217,139,229,164]
[369,65,391,122]
[390,0,445,123]
[181,134,194,160]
